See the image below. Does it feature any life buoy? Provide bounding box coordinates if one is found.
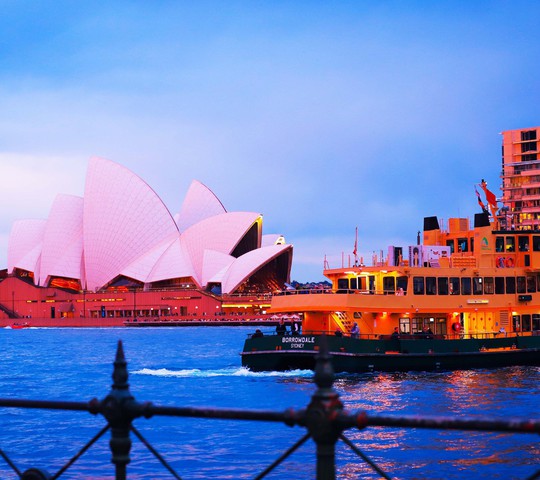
[505,257,514,268]
[452,322,461,332]
[497,257,505,268]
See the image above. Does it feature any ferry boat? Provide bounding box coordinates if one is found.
[241,205,540,372]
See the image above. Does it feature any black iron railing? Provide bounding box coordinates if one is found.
[0,338,539,479]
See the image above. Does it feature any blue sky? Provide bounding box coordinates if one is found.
[0,1,539,282]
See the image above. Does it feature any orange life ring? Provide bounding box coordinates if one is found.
[505,257,514,268]
[452,322,461,332]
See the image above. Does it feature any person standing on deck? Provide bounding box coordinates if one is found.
[351,322,360,338]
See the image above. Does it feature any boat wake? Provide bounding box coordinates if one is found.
[132,367,313,378]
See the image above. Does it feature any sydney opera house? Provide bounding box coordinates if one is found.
[0,157,293,326]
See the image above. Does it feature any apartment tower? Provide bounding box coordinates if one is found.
[501,126,540,230]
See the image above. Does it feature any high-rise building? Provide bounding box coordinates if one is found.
[501,126,540,230]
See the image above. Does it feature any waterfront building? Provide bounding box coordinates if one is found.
[501,126,540,230]
[0,157,292,326]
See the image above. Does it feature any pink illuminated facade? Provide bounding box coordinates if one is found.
[0,157,292,325]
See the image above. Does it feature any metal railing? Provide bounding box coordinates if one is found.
[0,339,539,479]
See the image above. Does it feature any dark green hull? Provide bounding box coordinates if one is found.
[241,334,540,372]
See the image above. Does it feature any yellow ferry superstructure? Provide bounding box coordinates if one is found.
[270,212,540,339]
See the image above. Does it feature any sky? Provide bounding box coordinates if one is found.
[1,1,539,282]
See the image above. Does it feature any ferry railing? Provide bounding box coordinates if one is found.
[0,340,539,480]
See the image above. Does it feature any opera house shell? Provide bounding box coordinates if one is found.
[6,157,292,300]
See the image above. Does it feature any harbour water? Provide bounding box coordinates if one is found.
[0,326,538,479]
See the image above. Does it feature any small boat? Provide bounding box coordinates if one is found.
[10,322,30,330]
[241,180,540,372]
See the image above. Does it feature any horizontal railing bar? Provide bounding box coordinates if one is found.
[0,398,91,411]
[341,412,540,434]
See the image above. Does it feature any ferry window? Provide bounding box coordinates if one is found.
[358,276,367,291]
[484,277,494,294]
[518,236,530,252]
[506,277,516,294]
[470,238,474,252]
[397,276,408,294]
[495,277,505,294]
[350,277,358,290]
[527,275,536,293]
[522,314,532,331]
[533,236,540,252]
[449,277,460,295]
[411,317,423,333]
[506,237,515,252]
[496,237,505,252]
[369,276,375,294]
[438,277,448,295]
[461,277,472,295]
[426,277,436,295]
[413,277,425,295]
[517,276,526,294]
[446,240,455,254]
[337,279,349,290]
[383,276,395,294]
[457,238,468,252]
[513,315,521,332]
[435,317,447,335]
[532,314,540,331]
[473,277,483,295]
[399,318,410,334]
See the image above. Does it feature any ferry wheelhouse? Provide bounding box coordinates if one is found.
[241,211,540,372]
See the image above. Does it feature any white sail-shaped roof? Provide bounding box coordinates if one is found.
[180,211,261,283]
[221,244,292,294]
[83,157,179,291]
[39,194,84,286]
[175,180,226,233]
[7,219,46,276]
[6,157,292,294]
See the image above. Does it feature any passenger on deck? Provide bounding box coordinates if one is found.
[252,329,263,338]
[350,322,360,339]
[391,327,399,339]
[276,319,287,336]
[335,329,343,337]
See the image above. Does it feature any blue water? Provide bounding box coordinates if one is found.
[0,327,538,479]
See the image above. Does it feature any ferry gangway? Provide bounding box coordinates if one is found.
[0,339,538,480]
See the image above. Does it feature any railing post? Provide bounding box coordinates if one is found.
[100,341,135,480]
[305,336,343,480]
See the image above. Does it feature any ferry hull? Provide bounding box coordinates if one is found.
[241,335,540,373]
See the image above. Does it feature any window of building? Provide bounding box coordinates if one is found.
[522,154,537,162]
[426,277,436,295]
[517,276,526,293]
[438,277,448,295]
[506,277,516,294]
[413,277,425,295]
[521,130,537,141]
[383,276,395,294]
[495,277,505,294]
[449,277,460,295]
[473,277,483,295]
[399,317,410,333]
[521,141,537,153]
[397,276,408,294]
[527,275,536,293]
[484,277,494,294]
[533,236,540,251]
[461,277,472,295]
[506,237,515,252]
[533,314,540,331]
[518,236,529,252]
